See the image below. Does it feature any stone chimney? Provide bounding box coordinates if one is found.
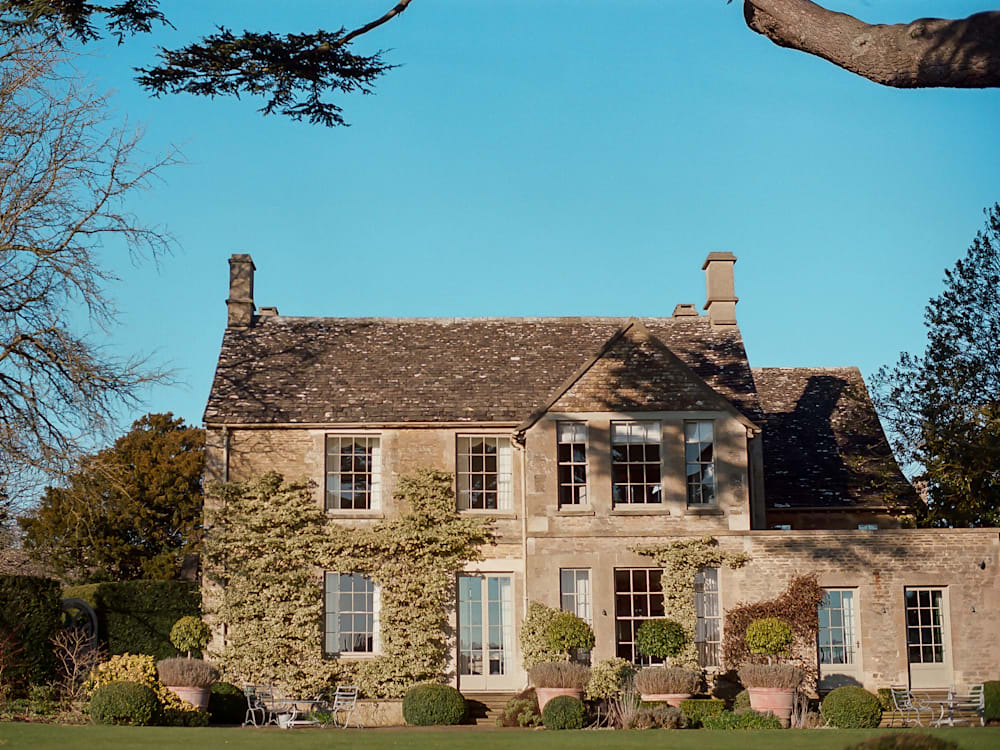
[702,252,738,326]
[227,253,256,328]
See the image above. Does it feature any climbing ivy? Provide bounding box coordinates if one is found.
[630,537,748,667]
[204,469,493,698]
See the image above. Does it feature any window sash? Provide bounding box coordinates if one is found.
[560,568,592,624]
[457,436,513,510]
[694,567,721,668]
[326,435,381,510]
[905,587,945,664]
[611,421,662,505]
[613,567,665,664]
[818,588,856,665]
[324,572,379,655]
[557,422,588,506]
[684,420,715,505]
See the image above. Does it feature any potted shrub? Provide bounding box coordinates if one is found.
[157,616,217,710]
[633,618,701,705]
[634,667,702,707]
[738,617,802,727]
[528,661,590,711]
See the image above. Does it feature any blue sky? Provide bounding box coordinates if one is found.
[72,1,999,432]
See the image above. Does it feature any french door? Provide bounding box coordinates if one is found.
[457,574,518,691]
[905,587,951,688]
[818,588,861,690]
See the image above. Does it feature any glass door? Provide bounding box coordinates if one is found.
[818,589,860,689]
[905,587,951,688]
[457,574,517,691]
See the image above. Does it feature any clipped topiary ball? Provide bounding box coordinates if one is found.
[821,685,883,728]
[169,616,211,656]
[402,683,467,726]
[208,681,246,725]
[744,617,794,658]
[89,680,162,726]
[542,694,586,730]
[635,618,686,660]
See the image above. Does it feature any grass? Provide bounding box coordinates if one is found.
[0,725,997,750]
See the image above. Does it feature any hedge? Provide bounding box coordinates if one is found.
[0,575,61,687]
[985,680,1000,722]
[63,580,200,660]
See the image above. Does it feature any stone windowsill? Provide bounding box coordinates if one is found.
[460,510,518,520]
[610,505,671,517]
[556,505,596,517]
[327,511,385,520]
[683,506,725,516]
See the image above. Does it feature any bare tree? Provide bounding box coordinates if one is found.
[51,628,107,704]
[0,34,177,512]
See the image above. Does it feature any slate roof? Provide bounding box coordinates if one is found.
[752,367,918,509]
[203,316,763,425]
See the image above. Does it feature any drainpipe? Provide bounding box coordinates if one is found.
[515,432,529,616]
[222,426,231,482]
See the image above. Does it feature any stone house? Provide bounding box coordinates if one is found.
[204,252,999,694]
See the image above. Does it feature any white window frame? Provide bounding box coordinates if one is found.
[611,421,662,505]
[694,567,721,668]
[324,572,380,656]
[557,422,588,507]
[456,435,513,511]
[818,588,857,666]
[684,420,716,505]
[325,434,381,511]
[613,567,665,664]
[905,587,946,665]
[560,568,592,624]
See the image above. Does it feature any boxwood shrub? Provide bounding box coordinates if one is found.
[680,698,726,727]
[702,709,783,729]
[821,685,883,728]
[402,683,467,725]
[541,694,586,730]
[985,680,1000,722]
[209,682,246,725]
[89,681,162,726]
[732,688,751,714]
[0,574,61,687]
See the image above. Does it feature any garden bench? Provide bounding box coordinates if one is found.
[888,685,933,727]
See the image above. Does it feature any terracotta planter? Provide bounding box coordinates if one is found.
[640,692,692,707]
[535,687,583,712]
[166,685,210,711]
[747,687,794,728]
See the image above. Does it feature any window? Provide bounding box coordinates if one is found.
[457,436,513,510]
[324,572,379,654]
[614,568,664,663]
[771,524,792,530]
[858,523,878,530]
[560,569,592,623]
[694,568,721,668]
[325,435,380,510]
[818,589,856,665]
[611,421,662,504]
[557,423,588,506]
[905,588,945,664]
[685,420,715,505]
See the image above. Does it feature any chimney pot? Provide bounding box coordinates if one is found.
[702,252,738,326]
[227,253,256,328]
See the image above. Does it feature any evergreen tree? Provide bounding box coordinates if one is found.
[874,205,1000,527]
[19,413,204,581]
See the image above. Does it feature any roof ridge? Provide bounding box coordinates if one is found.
[256,315,713,324]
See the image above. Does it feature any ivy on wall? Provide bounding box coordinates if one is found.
[204,470,493,698]
[631,537,749,667]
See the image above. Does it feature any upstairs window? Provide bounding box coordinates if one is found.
[684,420,716,505]
[326,435,380,510]
[557,422,588,506]
[457,436,513,510]
[611,421,662,504]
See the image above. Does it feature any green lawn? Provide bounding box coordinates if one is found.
[0,725,997,750]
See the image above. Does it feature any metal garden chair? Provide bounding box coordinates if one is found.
[329,685,361,729]
[889,685,933,727]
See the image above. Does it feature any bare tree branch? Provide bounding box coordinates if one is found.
[340,0,415,46]
[743,0,1000,88]
[0,34,177,509]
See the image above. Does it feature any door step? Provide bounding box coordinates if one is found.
[463,692,517,726]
